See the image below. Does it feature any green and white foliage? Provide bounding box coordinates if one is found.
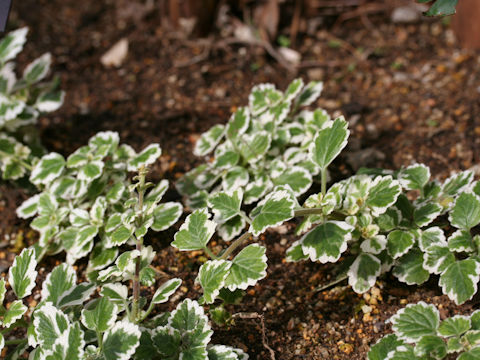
[368,302,480,360]
[16,132,182,272]
[177,78,332,210]
[0,27,65,180]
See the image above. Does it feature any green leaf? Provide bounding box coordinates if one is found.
[399,163,430,191]
[448,230,475,253]
[198,260,232,304]
[0,27,28,63]
[423,245,455,275]
[107,224,133,248]
[301,221,353,263]
[224,244,267,291]
[128,144,162,171]
[244,175,272,205]
[447,336,463,353]
[81,297,117,332]
[151,326,181,359]
[442,170,474,197]
[348,253,381,293]
[102,322,141,360]
[239,131,271,162]
[450,192,480,230]
[23,52,51,83]
[368,334,404,360]
[366,176,401,216]
[0,278,5,304]
[310,116,349,170]
[100,283,128,308]
[375,207,401,231]
[194,124,225,156]
[386,230,415,259]
[213,150,240,169]
[458,347,480,360]
[472,310,480,330]
[30,152,65,185]
[390,301,439,342]
[360,235,387,255]
[439,259,480,305]
[217,215,246,242]
[393,249,430,285]
[463,331,480,348]
[139,267,156,286]
[414,335,447,359]
[106,183,125,203]
[208,189,243,224]
[414,202,442,227]
[439,315,471,337]
[152,202,182,231]
[33,303,70,348]
[78,161,104,181]
[2,300,27,327]
[172,209,216,251]
[423,0,458,16]
[284,78,304,101]
[88,245,118,271]
[8,247,37,299]
[272,166,312,196]
[250,189,295,236]
[248,83,282,115]
[208,345,247,360]
[151,278,182,304]
[286,240,309,262]
[226,107,249,140]
[41,263,76,306]
[36,90,65,112]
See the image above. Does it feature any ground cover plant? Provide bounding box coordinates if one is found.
[368,302,480,359]
[0,27,64,181]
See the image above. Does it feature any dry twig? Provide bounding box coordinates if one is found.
[232,312,276,360]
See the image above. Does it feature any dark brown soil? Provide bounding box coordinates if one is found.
[3,1,480,359]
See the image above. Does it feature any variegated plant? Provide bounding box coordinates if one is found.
[0,27,65,180]
[368,302,480,360]
[16,131,183,274]
[1,170,247,359]
[177,78,325,214]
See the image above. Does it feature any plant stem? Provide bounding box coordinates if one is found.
[0,150,32,171]
[203,246,217,259]
[132,166,147,322]
[321,167,327,196]
[4,338,25,345]
[314,274,348,292]
[219,232,252,260]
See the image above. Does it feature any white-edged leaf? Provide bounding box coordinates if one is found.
[310,116,349,170]
[100,283,128,308]
[198,260,232,304]
[208,189,243,224]
[29,152,65,185]
[226,107,249,140]
[442,170,474,197]
[295,80,323,106]
[250,189,295,236]
[399,163,430,191]
[45,321,85,360]
[418,227,446,251]
[414,202,442,227]
[390,301,439,342]
[151,278,182,304]
[301,221,353,263]
[172,208,216,251]
[81,297,117,332]
[33,303,70,348]
[348,253,381,293]
[221,166,249,191]
[41,263,76,306]
[366,176,401,216]
[414,335,447,359]
[2,300,27,327]
[272,166,312,196]
[102,321,141,360]
[16,194,40,219]
[57,282,96,308]
[8,247,37,299]
[423,245,455,275]
[217,215,246,241]
[127,144,161,171]
[0,27,28,63]
[448,229,475,253]
[78,160,104,181]
[88,246,118,271]
[449,192,480,230]
[152,202,183,231]
[195,124,225,156]
[439,259,480,305]
[239,131,271,162]
[361,235,387,255]
[393,249,430,285]
[458,347,480,359]
[386,230,415,259]
[224,244,267,291]
[23,52,51,83]
[36,90,65,112]
[286,240,309,262]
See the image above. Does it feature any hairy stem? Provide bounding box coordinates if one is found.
[219,232,252,260]
[203,246,217,259]
[321,167,327,196]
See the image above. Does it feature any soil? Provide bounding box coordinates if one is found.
[2,1,480,359]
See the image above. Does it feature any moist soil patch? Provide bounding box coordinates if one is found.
[2,1,480,358]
